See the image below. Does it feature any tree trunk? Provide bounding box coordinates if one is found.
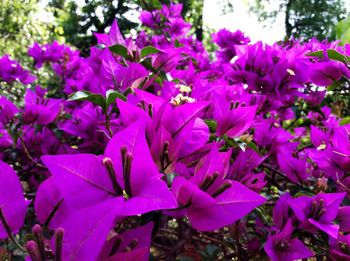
[285,0,293,38]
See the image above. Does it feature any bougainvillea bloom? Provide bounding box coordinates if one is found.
[2,2,350,260]
[0,161,29,238]
[264,220,313,261]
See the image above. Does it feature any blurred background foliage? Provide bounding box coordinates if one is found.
[0,0,62,64]
[47,0,204,56]
[0,0,350,60]
[249,0,348,41]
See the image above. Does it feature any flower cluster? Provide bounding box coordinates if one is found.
[1,3,350,260]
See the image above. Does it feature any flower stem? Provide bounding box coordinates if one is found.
[0,208,26,252]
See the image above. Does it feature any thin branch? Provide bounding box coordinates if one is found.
[0,208,26,252]
[19,135,46,169]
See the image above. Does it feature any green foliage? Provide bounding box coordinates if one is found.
[68,90,126,114]
[0,0,61,63]
[49,0,206,56]
[307,49,350,64]
[249,0,348,41]
[140,46,160,58]
[109,44,129,59]
[49,0,140,56]
[335,16,350,44]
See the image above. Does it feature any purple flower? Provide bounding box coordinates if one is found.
[170,146,265,231]
[165,17,191,37]
[139,10,162,29]
[60,102,104,141]
[152,48,182,72]
[289,192,345,238]
[273,193,294,229]
[308,61,343,86]
[100,49,148,91]
[0,96,18,125]
[98,222,153,261]
[23,88,62,125]
[42,119,177,216]
[0,125,12,149]
[0,160,29,238]
[264,219,313,261]
[56,198,123,261]
[213,29,250,63]
[94,19,125,47]
[0,55,36,84]
[330,234,350,260]
[337,206,350,233]
[277,150,309,184]
[216,105,257,138]
[34,177,71,229]
[227,149,267,192]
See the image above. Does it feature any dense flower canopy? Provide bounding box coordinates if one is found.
[1,2,350,260]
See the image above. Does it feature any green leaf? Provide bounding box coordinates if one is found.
[255,207,269,225]
[105,90,127,108]
[149,0,162,9]
[174,39,183,48]
[140,58,159,73]
[140,46,160,58]
[336,16,350,44]
[166,172,178,186]
[246,141,259,153]
[327,82,338,92]
[68,91,106,110]
[199,245,219,260]
[204,119,217,132]
[341,116,350,125]
[307,49,349,64]
[178,257,194,261]
[109,44,129,59]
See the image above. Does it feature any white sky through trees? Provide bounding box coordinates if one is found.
[203,0,285,44]
[38,0,350,45]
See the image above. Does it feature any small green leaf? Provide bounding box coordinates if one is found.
[174,39,183,48]
[336,16,350,44]
[149,0,162,9]
[62,113,72,120]
[341,116,350,125]
[68,91,106,109]
[109,44,129,59]
[255,207,269,225]
[307,49,349,64]
[327,82,338,92]
[199,245,219,260]
[204,119,217,132]
[106,90,127,108]
[246,141,259,153]
[167,172,178,186]
[178,257,194,261]
[140,46,160,58]
[140,58,159,73]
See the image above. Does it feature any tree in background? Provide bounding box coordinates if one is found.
[49,0,140,55]
[49,0,205,55]
[0,0,60,63]
[250,0,348,41]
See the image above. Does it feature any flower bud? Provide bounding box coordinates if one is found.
[25,240,41,261]
[32,224,46,261]
[54,228,64,261]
